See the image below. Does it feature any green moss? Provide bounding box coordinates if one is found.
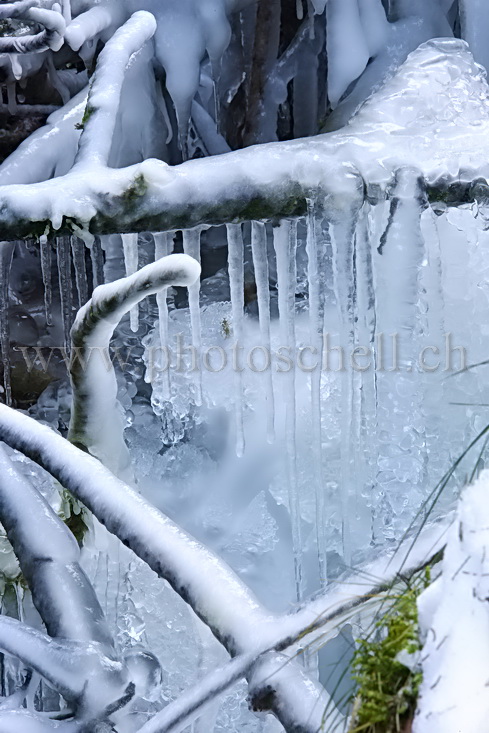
[348,570,431,733]
[122,173,148,204]
[58,490,90,547]
[75,103,95,131]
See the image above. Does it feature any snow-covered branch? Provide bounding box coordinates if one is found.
[74,10,156,168]
[0,38,486,239]
[68,253,200,477]
[0,446,133,718]
[0,2,65,54]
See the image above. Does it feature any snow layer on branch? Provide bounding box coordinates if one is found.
[414,471,489,733]
[0,88,86,184]
[2,38,489,237]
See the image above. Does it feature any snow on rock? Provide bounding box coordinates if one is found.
[414,470,489,733]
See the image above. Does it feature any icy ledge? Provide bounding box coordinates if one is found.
[1,36,489,239]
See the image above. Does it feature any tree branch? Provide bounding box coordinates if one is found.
[0,2,65,54]
[68,252,200,477]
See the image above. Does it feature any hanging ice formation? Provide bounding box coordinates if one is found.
[226,223,245,457]
[56,236,73,354]
[121,233,139,333]
[153,232,174,403]
[182,228,203,406]
[0,243,14,407]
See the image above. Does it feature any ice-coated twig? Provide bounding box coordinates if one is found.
[0,616,126,707]
[68,254,200,477]
[0,405,330,732]
[74,10,157,168]
[65,1,125,52]
[0,2,65,54]
[0,446,131,717]
[0,445,114,646]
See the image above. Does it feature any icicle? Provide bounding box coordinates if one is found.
[251,222,275,443]
[56,236,73,355]
[373,168,428,542]
[329,204,360,565]
[90,237,105,289]
[296,0,304,21]
[71,236,89,308]
[40,235,53,327]
[273,220,303,601]
[226,223,245,458]
[0,242,14,406]
[355,205,379,544]
[182,229,202,406]
[6,82,16,114]
[121,233,139,333]
[305,204,327,586]
[154,232,174,401]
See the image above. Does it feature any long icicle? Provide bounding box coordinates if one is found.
[121,233,139,332]
[71,236,89,308]
[56,236,73,355]
[273,220,303,602]
[306,203,327,587]
[182,229,203,406]
[251,221,275,443]
[90,237,105,289]
[154,232,174,401]
[226,223,245,457]
[0,242,14,406]
[39,235,53,327]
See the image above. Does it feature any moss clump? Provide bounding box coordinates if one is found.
[349,571,430,733]
[58,489,90,547]
[75,103,95,130]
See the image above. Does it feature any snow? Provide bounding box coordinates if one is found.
[415,471,489,733]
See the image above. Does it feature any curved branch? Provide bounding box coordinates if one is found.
[74,10,157,168]
[68,252,200,477]
[0,4,65,54]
